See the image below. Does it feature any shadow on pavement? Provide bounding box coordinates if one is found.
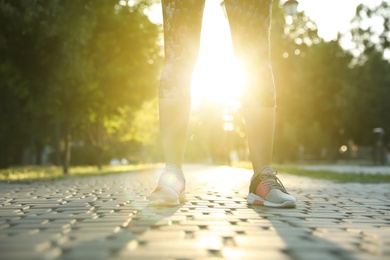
[58,204,183,259]
[248,205,357,260]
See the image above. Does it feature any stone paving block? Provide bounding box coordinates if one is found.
[0,221,10,227]
[136,239,215,250]
[0,204,29,210]
[7,223,48,230]
[126,225,151,234]
[269,227,310,237]
[60,246,111,260]
[287,249,355,260]
[0,233,55,250]
[208,225,261,232]
[0,211,24,217]
[234,234,287,249]
[81,217,128,223]
[117,247,210,260]
[158,225,201,232]
[192,215,241,222]
[178,220,232,226]
[5,228,40,236]
[304,218,340,223]
[194,230,238,238]
[0,251,46,260]
[221,248,291,260]
[63,232,114,243]
[137,230,185,241]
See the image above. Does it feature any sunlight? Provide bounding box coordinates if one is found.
[190,0,246,110]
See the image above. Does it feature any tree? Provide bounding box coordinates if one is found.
[347,1,390,150]
[347,51,390,145]
[0,0,61,168]
[82,0,162,169]
[350,1,390,63]
[270,1,356,161]
[0,0,162,171]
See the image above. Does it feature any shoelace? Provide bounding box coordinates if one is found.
[258,172,288,193]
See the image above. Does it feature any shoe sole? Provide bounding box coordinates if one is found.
[149,192,186,207]
[247,193,296,208]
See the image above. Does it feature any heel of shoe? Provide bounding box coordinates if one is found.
[179,191,186,203]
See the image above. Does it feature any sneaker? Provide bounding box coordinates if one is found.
[247,166,296,208]
[149,165,186,207]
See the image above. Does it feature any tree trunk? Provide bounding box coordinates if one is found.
[63,121,72,175]
[91,116,104,171]
[54,120,62,166]
[0,141,8,169]
[97,147,102,171]
[36,142,43,166]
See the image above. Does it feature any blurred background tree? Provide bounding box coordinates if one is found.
[270,0,390,164]
[0,0,162,172]
[347,1,390,147]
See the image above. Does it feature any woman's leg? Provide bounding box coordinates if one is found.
[224,0,296,207]
[150,0,205,206]
[225,0,276,173]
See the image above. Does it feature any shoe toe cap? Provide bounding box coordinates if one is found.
[265,189,296,204]
[150,186,180,203]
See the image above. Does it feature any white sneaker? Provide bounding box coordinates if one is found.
[149,165,186,207]
[247,166,296,208]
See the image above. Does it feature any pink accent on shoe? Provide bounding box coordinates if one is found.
[253,199,264,206]
[256,181,270,199]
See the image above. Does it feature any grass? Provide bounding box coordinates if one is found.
[2,162,389,183]
[232,161,390,183]
[0,164,161,182]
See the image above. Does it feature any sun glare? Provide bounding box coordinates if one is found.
[147,0,383,108]
[190,1,246,110]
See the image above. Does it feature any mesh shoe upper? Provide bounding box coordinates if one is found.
[249,166,296,204]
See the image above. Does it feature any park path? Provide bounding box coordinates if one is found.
[0,165,389,260]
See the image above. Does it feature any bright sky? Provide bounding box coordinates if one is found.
[145,0,383,108]
[146,0,382,41]
[297,0,383,41]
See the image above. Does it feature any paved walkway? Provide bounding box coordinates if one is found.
[0,165,389,260]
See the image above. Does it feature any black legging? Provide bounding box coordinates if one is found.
[160,0,275,107]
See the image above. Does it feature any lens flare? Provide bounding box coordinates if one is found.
[191,0,246,110]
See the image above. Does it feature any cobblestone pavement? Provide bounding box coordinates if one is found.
[0,165,389,260]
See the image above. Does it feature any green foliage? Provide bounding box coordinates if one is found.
[0,0,162,170]
[271,3,352,161]
[128,98,159,146]
[351,1,390,62]
[346,52,390,145]
[341,2,390,147]
[270,1,390,163]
